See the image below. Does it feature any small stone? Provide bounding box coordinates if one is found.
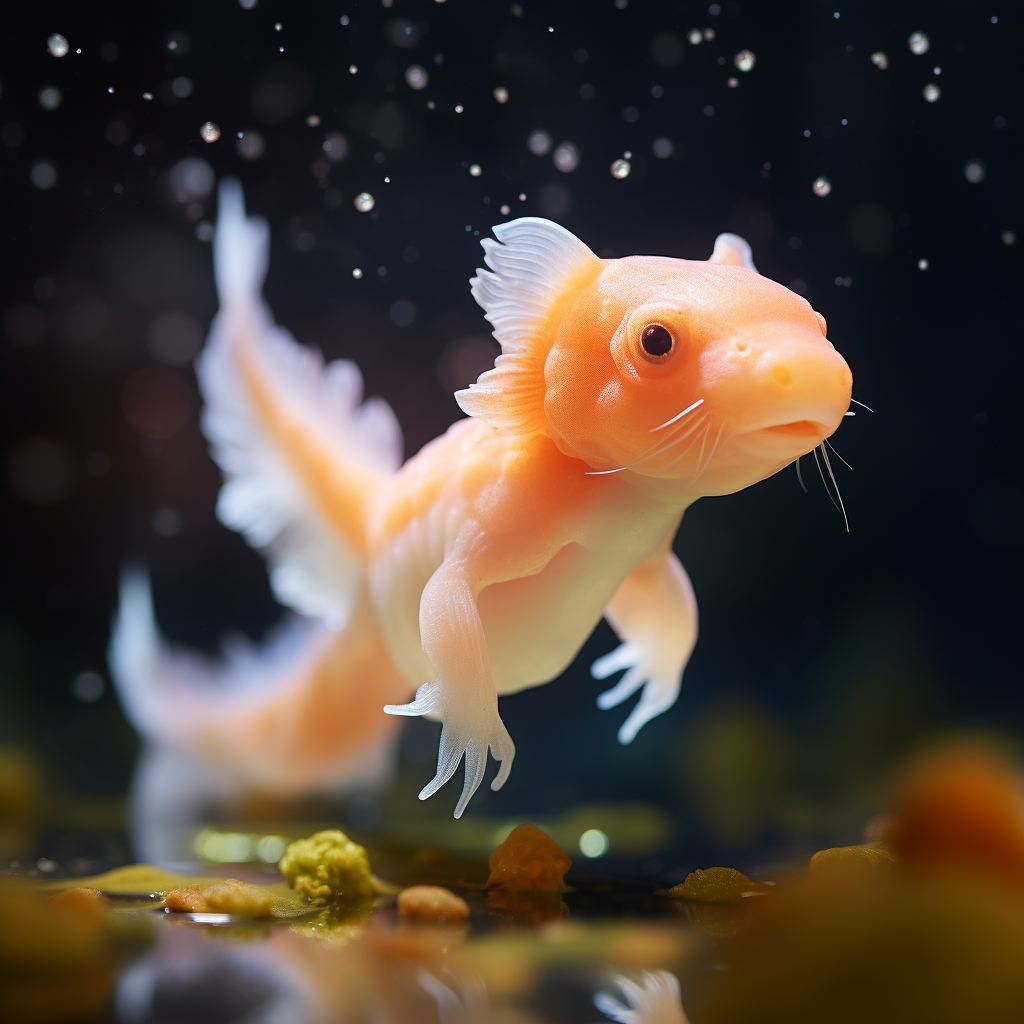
[397,885,469,921]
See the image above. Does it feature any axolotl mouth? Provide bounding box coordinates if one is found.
[729,417,833,460]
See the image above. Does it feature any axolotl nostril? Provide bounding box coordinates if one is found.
[131,182,852,818]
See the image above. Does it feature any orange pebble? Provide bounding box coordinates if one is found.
[888,751,1024,887]
[485,823,571,892]
[397,884,470,921]
[51,887,107,912]
[164,886,209,912]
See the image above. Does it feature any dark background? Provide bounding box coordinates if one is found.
[0,0,1020,873]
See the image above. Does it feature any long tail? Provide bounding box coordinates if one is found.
[197,179,402,626]
[108,568,409,796]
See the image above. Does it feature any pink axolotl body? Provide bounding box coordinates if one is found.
[117,181,852,819]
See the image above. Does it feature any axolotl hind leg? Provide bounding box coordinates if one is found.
[384,549,515,818]
[591,537,698,744]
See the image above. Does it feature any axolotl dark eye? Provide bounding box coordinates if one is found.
[641,323,674,357]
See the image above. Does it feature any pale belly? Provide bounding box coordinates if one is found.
[369,531,627,697]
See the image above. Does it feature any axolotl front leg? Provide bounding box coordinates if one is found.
[385,524,516,818]
[591,531,698,744]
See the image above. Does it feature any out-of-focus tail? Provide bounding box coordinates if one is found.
[197,179,402,626]
[108,568,410,795]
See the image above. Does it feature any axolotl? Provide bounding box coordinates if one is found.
[189,181,852,817]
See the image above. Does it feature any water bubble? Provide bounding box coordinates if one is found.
[72,671,105,702]
[239,0,258,7]
[388,19,420,48]
[580,83,596,99]
[652,137,674,158]
[527,130,552,155]
[195,222,214,242]
[704,28,715,40]
[171,76,193,99]
[579,828,609,858]
[169,157,214,200]
[389,300,416,327]
[405,65,429,89]
[236,130,265,160]
[688,29,702,45]
[306,114,321,126]
[352,268,363,278]
[553,141,579,172]
[812,176,832,197]
[322,133,348,162]
[500,204,510,215]
[908,31,929,55]
[38,86,62,110]
[340,15,349,24]
[871,51,888,70]
[610,158,631,179]
[47,34,69,58]
[493,86,509,103]
[199,121,220,143]
[650,84,663,98]
[354,192,375,212]
[30,160,58,190]
[917,258,929,270]
[734,49,756,72]
[153,507,182,537]
[454,104,464,113]
[165,30,191,55]
[143,92,153,101]
[349,65,358,74]
[651,32,684,68]
[728,76,739,87]
[623,106,639,123]
[964,160,985,183]
[1002,230,1016,246]
[469,164,482,176]
[923,83,940,102]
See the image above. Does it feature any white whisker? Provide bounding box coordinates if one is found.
[649,398,704,433]
[585,466,627,476]
[824,437,852,471]
[795,456,808,493]
[817,443,849,532]
[850,398,874,412]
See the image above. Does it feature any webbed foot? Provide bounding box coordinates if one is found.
[385,680,516,818]
[590,642,683,744]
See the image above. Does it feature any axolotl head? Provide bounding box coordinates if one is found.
[461,220,853,498]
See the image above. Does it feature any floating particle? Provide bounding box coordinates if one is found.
[47,34,69,58]
[527,129,552,155]
[871,51,888,69]
[199,121,220,143]
[469,164,482,177]
[500,204,510,214]
[38,86,62,110]
[349,65,358,74]
[703,105,715,117]
[709,3,721,13]
[171,76,193,99]
[580,84,596,99]
[623,150,632,159]
[169,157,214,200]
[964,160,985,183]
[340,15,349,24]
[933,66,942,74]
[427,100,435,110]
[651,32,683,68]
[1002,231,1016,246]
[236,130,265,160]
[553,141,579,172]
[195,222,214,241]
[652,136,673,158]
[143,92,153,100]
[610,158,631,179]
[579,829,609,858]
[30,160,58,190]
[405,65,429,89]
[322,133,348,161]
[493,86,509,103]
[728,77,739,87]
[389,300,416,327]
[623,106,639,123]
[908,32,929,55]
[239,0,258,8]
[519,193,526,200]
[917,258,929,270]
[704,28,715,40]
[734,49,756,71]
[650,84,663,98]
[455,104,464,113]
[354,191,375,212]
[812,176,832,197]
[688,29,702,45]
[306,114,321,127]
[511,3,524,14]
[614,0,627,8]
[923,83,940,102]
[165,30,191,55]
[72,671,105,702]
[274,21,282,30]
[352,268,363,278]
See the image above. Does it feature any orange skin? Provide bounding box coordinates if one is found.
[195,192,852,818]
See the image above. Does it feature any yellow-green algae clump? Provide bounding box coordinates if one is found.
[667,866,770,902]
[278,829,377,901]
